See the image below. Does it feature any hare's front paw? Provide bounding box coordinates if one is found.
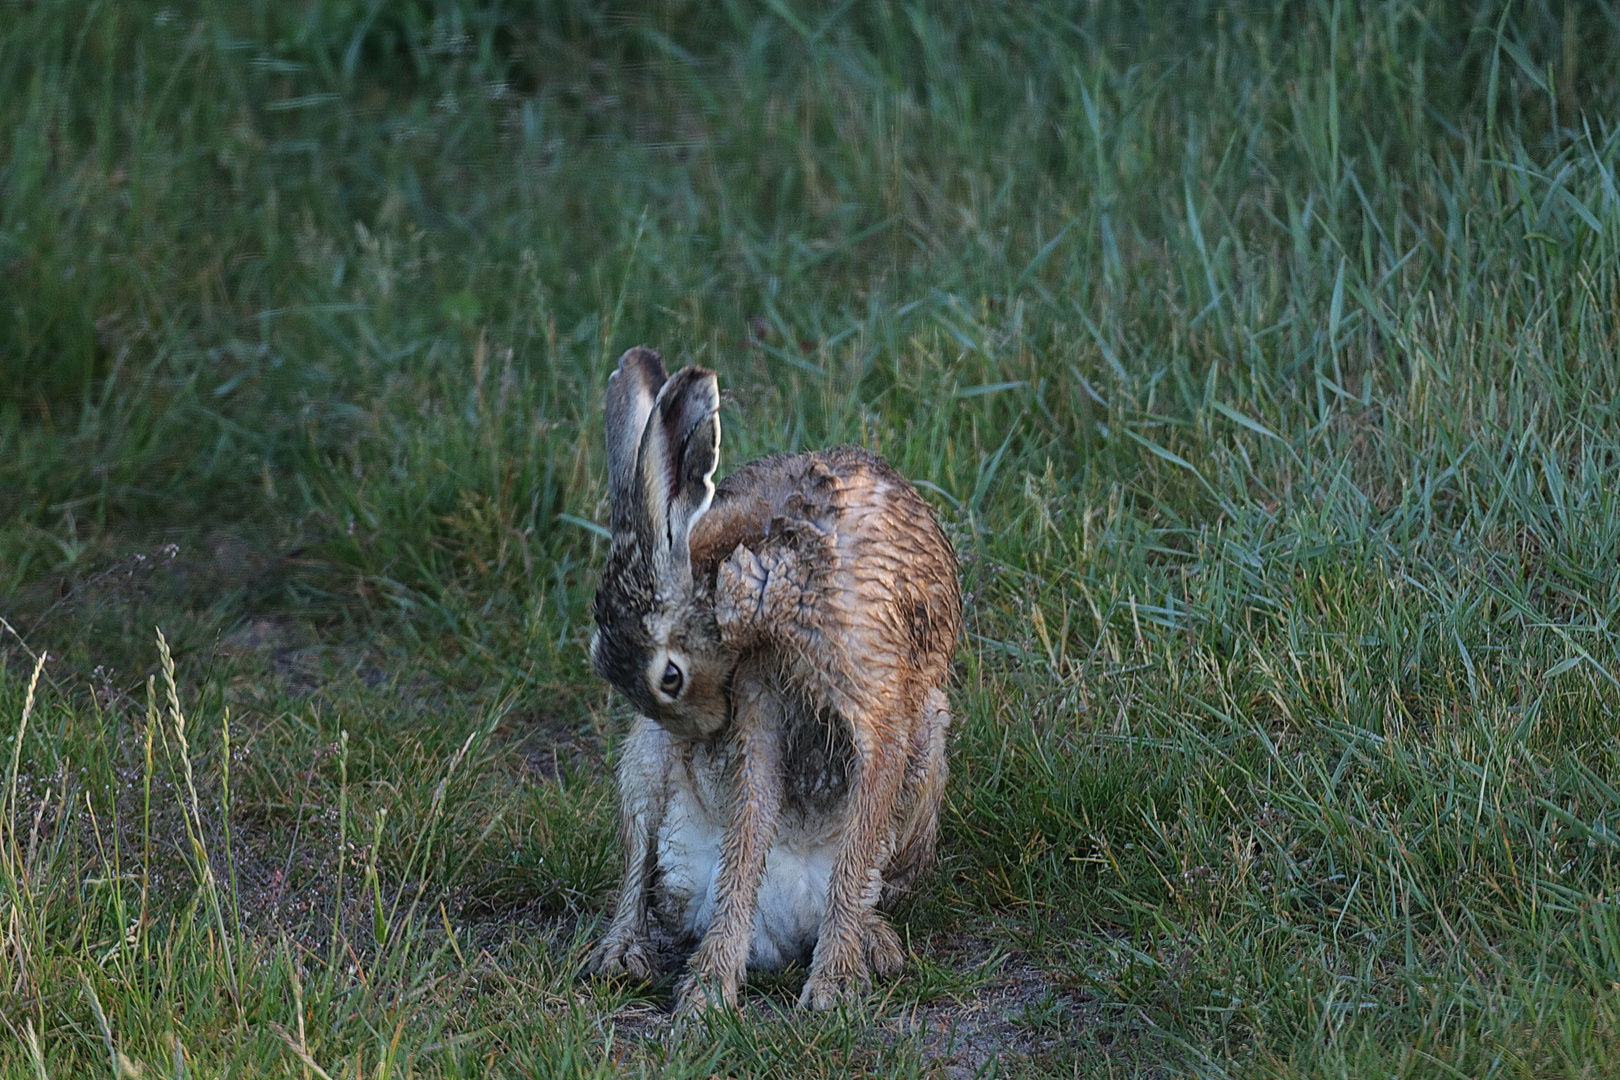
[863,913,905,979]
[674,972,736,1016]
[798,962,869,1010]
[590,932,659,982]
[674,939,744,1015]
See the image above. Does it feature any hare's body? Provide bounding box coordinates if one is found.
[621,637,953,970]
[589,349,960,1011]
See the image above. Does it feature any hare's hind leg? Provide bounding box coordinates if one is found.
[884,686,952,901]
[676,668,784,1014]
[861,687,951,982]
[591,715,671,981]
[862,909,905,978]
[868,689,952,984]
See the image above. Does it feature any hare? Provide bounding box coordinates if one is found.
[587,346,961,1012]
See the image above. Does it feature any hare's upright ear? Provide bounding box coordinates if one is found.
[636,365,720,579]
[605,347,669,540]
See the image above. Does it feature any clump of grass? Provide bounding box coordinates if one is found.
[0,624,635,1076]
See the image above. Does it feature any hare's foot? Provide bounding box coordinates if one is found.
[863,912,905,979]
[793,965,868,1016]
[674,941,743,1015]
[590,931,659,982]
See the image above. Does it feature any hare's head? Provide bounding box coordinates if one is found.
[591,347,731,738]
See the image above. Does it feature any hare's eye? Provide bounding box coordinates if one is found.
[659,661,684,698]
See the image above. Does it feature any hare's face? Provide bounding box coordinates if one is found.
[592,581,730,739]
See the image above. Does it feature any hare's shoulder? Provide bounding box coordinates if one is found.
[695,447,951,656]
[689,449,846,569]
[694,447,930,561]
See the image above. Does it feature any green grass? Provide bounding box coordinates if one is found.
[4,0,1620,1074]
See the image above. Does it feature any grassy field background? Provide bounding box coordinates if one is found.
[4,0,1620,1075]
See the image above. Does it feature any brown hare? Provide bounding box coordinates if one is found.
[587,346,961,1012]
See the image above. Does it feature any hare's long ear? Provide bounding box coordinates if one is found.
[604,347,669,540]
[636,365,720,581]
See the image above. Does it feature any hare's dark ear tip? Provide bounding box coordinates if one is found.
[614,346,668,384]
[659,365,720,403]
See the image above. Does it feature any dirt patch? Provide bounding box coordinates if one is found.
[883,954,1096,1076]
[590,933,1097,1074]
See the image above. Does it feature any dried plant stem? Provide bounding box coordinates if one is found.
[1,650,47,852]
[156,628,244,1025]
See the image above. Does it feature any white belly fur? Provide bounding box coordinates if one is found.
[657,781,837,969]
